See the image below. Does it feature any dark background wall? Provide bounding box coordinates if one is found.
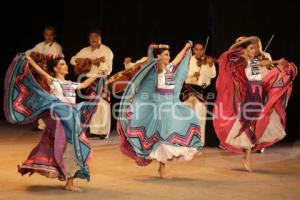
[1,0,299,145]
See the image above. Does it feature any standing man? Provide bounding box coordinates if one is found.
[70,29,113,139]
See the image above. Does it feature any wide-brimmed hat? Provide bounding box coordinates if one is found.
[229,36,259,50]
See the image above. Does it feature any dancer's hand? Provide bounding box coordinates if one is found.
[186,40,193,48]
[25,55,35,65]
[158,44,170,49]
[123,57,132,65]
[25,55,52,85]
[148,43,169,49]
[185,43,191,49]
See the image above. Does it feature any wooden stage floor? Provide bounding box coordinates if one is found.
[0,121,299,200]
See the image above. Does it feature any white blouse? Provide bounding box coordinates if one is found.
[245,58,262,81]
[157,63,175,90]
[50,79,79,104]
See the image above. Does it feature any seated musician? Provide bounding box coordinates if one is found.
[70,29,113,139]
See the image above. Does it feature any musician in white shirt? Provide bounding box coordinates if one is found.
[185,43,216,87]
[26,26,62,56]
[183,42,216,146]
[70,29,113,139]
[70,30,113,76]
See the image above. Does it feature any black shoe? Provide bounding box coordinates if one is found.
[32,127,43,132]
[256,148,265,154]
[99,135,107,140]
[87,133,99,138]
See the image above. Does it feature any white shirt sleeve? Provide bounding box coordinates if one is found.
[26,42,62,56]
[100,47,113,75]
[210,63,217,78]
[54,42,63,55]
[187,56,198,77]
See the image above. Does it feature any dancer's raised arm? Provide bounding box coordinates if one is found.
[171,41,192,66]
[26,55,53,85]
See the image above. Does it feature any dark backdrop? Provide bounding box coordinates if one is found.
[1,0,299,146]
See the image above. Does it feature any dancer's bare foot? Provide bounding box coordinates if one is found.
[65,178,83,192]
[64,185,83,192]
[158,162,172,179]
[242,157,253,172]
[242,149,253,172]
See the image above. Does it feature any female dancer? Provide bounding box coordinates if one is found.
[213,36,297,172]
[118,41,202,179]
[4,54,105,191]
